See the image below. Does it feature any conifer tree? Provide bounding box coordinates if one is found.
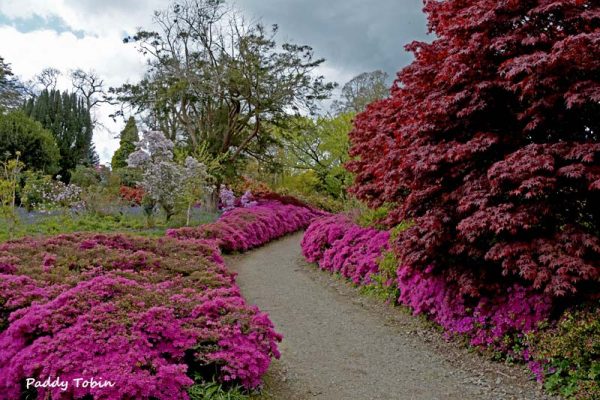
[23,89,94,180]
[111,117,139,170]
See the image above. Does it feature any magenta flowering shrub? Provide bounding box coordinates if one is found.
[168,201,325,252]
[0,234,281,399]
[301,214,390,284]
[302,215,554,357]
[397,265,553,349]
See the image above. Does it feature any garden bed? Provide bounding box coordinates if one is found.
[0,233,281,399]
[168,201,325,252]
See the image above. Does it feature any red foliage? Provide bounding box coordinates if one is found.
[346,1,600,297]
[119,185,144,206]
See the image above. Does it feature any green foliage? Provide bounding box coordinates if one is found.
[535,306,600,399]
[0,56,24,111]
[0,209,219,242]
[0,110,60,174]
[332,70,389,114]
[390,220,416,240]
[0,152,24,238]
[113,167,142,188]
[69,165,101,188]
[274,112,354,200]
[358,221,414,303]
[355,204,391,229]
[360,252,400,303]
[279,170,320,194]
[115,0,334,183]
[188,379,249,400]
[274,186,345,213]
[111,116,139,170]
[23,89,94,180]
[20,171,53,211]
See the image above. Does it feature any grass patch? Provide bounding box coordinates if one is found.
[0,209,219,241]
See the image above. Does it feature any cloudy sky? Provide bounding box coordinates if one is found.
[0,0,429,164]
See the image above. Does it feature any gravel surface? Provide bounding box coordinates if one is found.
[227,232,560,400]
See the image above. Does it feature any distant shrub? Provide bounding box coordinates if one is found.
[168,201,324,252]
[119,185,144,206]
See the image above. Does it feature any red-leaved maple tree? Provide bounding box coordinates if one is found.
[347,0,600,298]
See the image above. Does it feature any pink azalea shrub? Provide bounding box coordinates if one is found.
[301,214,390,284]
[0,234,281,399]
[168,201,325,252]
[397,265,553,349]
[302,215,553,356]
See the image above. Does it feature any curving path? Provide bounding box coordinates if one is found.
[227,232,558,400]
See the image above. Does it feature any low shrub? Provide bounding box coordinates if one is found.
[301,214,390,285]
[119,185,144,206]
[0,233,281,399]
[532,306,600,399]
[168,201,324,252]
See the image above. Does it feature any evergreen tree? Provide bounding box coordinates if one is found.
[23,89,94,180]
[0,110,60,173]
[0,56,24,111]
[111,117,139,170]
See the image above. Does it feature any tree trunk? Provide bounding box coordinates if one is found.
[186,202,192,226]
[203,185,220,213]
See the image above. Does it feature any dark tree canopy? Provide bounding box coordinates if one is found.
[0,110,60,174]
[347,0,600,298]
[111,116,140,170]
[23,89,96,180]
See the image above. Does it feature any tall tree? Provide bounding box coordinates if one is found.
[35,67,61,91]
[347,0,599,298]
[113,0,334,182]
[23,89,95,180]
[111,116,140,170]
[0,56,24,111]
[277,113,354,197]
[332,70,389,114]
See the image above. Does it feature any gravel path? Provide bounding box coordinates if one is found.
[227,232,559,400]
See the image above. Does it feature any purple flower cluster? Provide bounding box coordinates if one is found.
[168,201,325,252]
[0,234,282,399]
[219,187,236,211]
[301,215,553,355]
[301,215,390,284]
[240,190,258,208]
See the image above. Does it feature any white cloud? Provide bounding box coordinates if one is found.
[0,0,420,163]
[0,0,163,36]
[0,25,147,164]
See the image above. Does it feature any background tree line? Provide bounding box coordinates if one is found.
[1,0,391,215]
[1,58,103,182]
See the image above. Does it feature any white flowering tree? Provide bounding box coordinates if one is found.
[127,131,212,223]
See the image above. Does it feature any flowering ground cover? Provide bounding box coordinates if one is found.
[168,200,325,252]
[0,233,281,399]
[301,214,390,285]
